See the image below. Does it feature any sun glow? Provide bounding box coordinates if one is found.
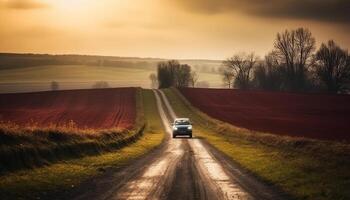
[45,0,95,10]
[0,0,349,59]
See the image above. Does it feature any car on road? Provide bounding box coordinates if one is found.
[172,118,192,138]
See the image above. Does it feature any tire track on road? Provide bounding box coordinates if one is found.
[158,90,253,200]
[112,90,184,200]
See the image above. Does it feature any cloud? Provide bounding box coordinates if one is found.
[175,0,350,24]
[3,0,48,9]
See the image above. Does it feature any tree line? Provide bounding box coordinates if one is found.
[220,28,350,93]
[151,60,198,88]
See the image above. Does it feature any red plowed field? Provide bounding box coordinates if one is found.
[0,88,136,129]
[180,88,350,141]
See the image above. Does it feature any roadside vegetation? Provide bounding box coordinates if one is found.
[0,89,164,200]
[164,88,350,200]
[220,28,350,93]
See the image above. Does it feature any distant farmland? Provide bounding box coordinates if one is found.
[180,88,350,141]
[0,53,223,93]
[0,88,136,129]
[0,65,155,93]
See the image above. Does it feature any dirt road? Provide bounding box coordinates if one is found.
[71,90,287,200]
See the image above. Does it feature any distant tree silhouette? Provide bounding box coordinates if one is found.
[175,64,192,87]
[315,40,350,93]
[149,73,158,89]
[222,52,258,89]
[220,67,234,88]
[157,60,194,88]
[253,51,283,90]
[274,28,315,90]
[157,60,177,88]
[189,71,199,87]
[50,81,59,91]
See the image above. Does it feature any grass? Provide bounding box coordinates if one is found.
[0,89,165,200]
[163,87,350,200]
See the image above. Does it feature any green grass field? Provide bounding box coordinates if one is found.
[163,88,350,200]
[0,89,165,200]
[0,65,223,93]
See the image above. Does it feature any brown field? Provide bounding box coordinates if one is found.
[180,88,350,141]
[0,88,136,130]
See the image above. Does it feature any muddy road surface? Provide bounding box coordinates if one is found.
[71,90,287,200]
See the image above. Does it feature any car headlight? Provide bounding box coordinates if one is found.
[188,126,192,130]
[173,126,178,130]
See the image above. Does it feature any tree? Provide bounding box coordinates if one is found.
[157,60,178,88]
[50,81,59,91]
[274,28,315,90]
[149,73,158,89]
[253,51,283,90]
[315,40,350,93]
[157,60,194,88]
[189,71,199,87]
[175,64,191,87]
[221,67,234,88]
[222,52,258,89]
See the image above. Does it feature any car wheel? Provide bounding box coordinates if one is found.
[173,134,176,138]
[189,134,192,138]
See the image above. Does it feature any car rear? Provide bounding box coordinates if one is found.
[172,118,192,138]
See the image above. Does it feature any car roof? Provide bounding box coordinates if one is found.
[175,118,189,121]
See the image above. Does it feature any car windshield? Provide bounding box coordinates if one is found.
[175,120,190,125]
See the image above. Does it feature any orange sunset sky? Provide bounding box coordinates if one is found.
[0,0,349,60]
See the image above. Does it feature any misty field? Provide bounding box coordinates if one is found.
[0,65,152,93]
[0,55,222,93]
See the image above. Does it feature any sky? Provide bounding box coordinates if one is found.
[0,0,349,60]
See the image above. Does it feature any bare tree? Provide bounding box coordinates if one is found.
[189,71,199,87]
[221,68,234,88]
[175,64,191,87]
[50,81,59,91]
[149,73,158,89]
[315,40,350,93]
[274,28,315,90]
[253,51,283,90]
[222,52,258,89]
[157,60,193,88]
[157,60,178,88]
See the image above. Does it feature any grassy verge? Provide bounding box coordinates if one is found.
[0,89,164,200]
[164,88,350,200]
